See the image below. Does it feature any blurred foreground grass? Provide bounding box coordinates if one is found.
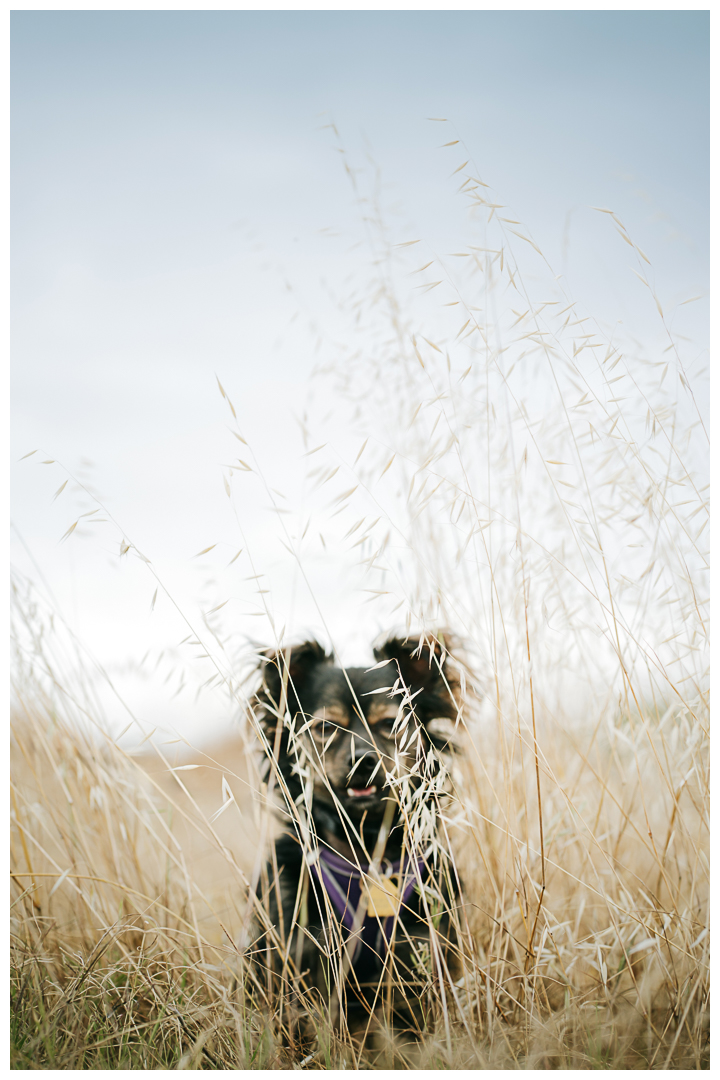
[10,607,708,1067]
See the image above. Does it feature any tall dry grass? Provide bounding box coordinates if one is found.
[11,135,708,1068]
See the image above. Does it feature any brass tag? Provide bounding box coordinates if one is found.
[365,877,400,918]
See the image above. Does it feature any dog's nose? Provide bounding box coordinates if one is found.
[346,746,378,774]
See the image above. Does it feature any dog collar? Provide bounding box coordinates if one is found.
[307,845,427,961]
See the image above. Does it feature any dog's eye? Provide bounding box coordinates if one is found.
[309,717,334,741]
[374,715,399,737]
[308,706,348,739]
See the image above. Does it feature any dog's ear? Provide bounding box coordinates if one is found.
[256,640,332,723]
[374,634,462,752]
[373,634,456,693]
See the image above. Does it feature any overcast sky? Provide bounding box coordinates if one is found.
[11,10,709,740]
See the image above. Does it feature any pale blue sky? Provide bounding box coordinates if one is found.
[13,10,708,401]
[11,10,709,738]
[14,11,708,293]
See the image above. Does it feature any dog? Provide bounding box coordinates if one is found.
[249,634,464,1043]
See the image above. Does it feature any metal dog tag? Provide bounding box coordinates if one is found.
[365,877,400,918]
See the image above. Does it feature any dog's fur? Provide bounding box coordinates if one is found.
[249,634,463,1037]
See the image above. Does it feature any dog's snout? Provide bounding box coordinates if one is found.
[345,730,381,775]
[346,745,377,770]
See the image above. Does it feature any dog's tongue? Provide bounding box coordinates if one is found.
[348,785,377,798]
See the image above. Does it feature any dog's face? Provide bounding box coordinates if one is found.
[254,637,460,826]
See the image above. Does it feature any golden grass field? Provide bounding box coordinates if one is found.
[11,143,708,1068]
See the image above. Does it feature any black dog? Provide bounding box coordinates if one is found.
[249,634,464,1040]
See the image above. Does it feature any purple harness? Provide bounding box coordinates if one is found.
[308,846,426,963]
